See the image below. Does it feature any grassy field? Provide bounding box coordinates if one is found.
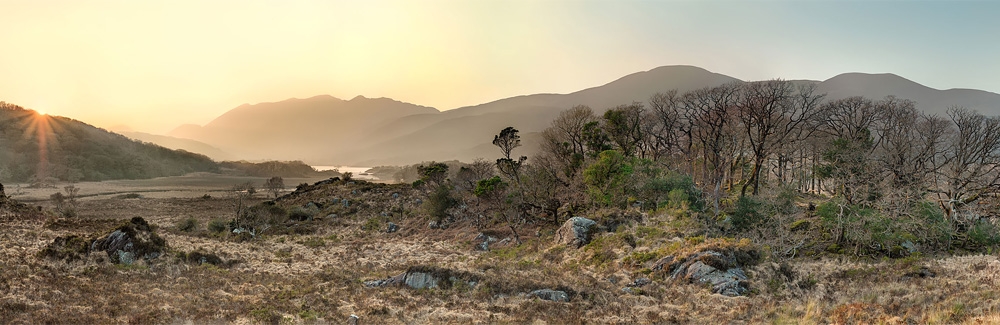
[5,173,335,202]
[2,177,1000,324]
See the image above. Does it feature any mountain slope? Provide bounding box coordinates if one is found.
[168,95,438,161]
[122,131,233,161]
[0,102,218,182]
[816,73,1000,116]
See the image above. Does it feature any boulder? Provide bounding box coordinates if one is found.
[529,289,570,302]
[90,217,167,265]
[555,217,597,248]
[386,222,399,233]
[348,315,359,325]
[668,251,751,297]
[364,266,479,290]
[428,221,440,229]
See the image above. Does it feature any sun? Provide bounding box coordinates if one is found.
[34,109,47,116]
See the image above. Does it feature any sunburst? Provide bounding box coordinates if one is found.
[18,109,62,182]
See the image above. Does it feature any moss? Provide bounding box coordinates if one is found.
[788,219,811,232]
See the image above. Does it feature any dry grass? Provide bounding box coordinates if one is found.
[2,179,1000,324]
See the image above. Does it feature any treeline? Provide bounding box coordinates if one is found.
[219,160,338,178]
[419,80,1000,256]
[0,102,219,183]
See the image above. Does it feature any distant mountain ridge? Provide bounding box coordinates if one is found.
[161,65,1000,166]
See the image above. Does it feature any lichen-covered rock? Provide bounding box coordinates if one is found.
[90,217,167,265]
[668,250,752,296]
[555,216,597,248]
[529,289,570,302]
[364,266,479,290]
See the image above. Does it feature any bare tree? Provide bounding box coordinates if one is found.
[937,107,1000,218]
[683,82,741,216]
[264,176,284,199]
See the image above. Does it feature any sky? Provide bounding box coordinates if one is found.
[1,0,998,134]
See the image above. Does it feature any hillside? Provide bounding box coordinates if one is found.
[0,102,219,183]
[122,131,233,161]
[167,95,439,161]
[167,66,1000,166]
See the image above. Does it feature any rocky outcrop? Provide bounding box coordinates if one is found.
[39,217,167,265]
[90,217,167,265]
[364,266,479,290]
[667,250,754,296]
[528,289,570,302]
[555,217,597,248]
[474,233,499,251]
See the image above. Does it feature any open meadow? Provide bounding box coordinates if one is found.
[2,176,1000,324]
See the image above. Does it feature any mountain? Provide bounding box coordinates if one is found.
[170,65,1000,166]
[122,131,233,161]
[815,73,1000,116]
[0,102,219,183]
[168,95,439,162]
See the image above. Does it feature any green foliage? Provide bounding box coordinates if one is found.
[731,196,769,232]
[583,150,635,207]
[969,219,1000,247]
[417,162,449,186]
[473,176,504,197]
[424,184,457,223]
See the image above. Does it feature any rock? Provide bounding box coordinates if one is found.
[668,251,751,297]
[392,193,400,199]
[365,266,478,290]
[326,213,338,219]
[651,256,675,271]
[901,240,918,254]
[429,221,440,229]
[628,277,651,287]
[404,271,438,289]
[474,233,498,251]
[529,289,570,302]
[415,199,423,205]
[90,217,167,265]
[348,314,359,325]
[555,217,597,248]
[386,222,399,233]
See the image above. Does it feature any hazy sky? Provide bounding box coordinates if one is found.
[1,0,998,134]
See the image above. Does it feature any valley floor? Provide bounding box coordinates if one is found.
[2,179,1000,324]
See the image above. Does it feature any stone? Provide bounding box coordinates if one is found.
[364,266,478,290]
[901,240,918,254]
[628,277,651,287]
[651,256,675,271]
[668,251,751,297]
[474,233,498,251]
[529,289,570,302]
[90,217,167,265]
[429,221,440,229]
[555,217,597,248]
[386,222,399,233]
[392,193,400,199]
[348,314,359,325]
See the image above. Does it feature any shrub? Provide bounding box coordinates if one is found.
[731,196,769,232]
[176,217,199,232]
[968,219,1000,248]
[207,218,228,233]
[425,184,457,223]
